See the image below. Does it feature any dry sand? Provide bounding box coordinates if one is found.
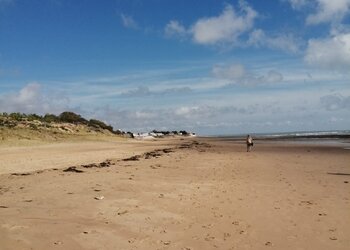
[0,139,172,175]
[0,138,349,250]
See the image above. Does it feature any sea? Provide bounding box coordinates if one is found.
[207,130,350,149]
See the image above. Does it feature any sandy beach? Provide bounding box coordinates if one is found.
[0,138,349,250]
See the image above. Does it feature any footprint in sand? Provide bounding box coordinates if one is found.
[224,232,231,240]
[265,241,272,246]
[117,210,128,215]
[204,234,215,241]
[299,200,315,206]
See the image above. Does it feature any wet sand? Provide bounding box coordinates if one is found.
[0,138,349,250]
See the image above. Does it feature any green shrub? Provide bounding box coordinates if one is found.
[9,112,25,121]
[27,113,42,121]
[59,112,87,124]
[43,114,59,123]
[88,119,114,132]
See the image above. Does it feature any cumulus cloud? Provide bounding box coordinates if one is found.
[0,83,70,114]
[320,93,350,110]
[287,0,350,25]
[164,2,257,46]
[248,29,301,53]
[212,64,284,86]
[120,86,192,98]
[120,13,138,29]
[190,3,257,45]
[306,0,350,25]
[164,2,302,54]
[305,32,350,70]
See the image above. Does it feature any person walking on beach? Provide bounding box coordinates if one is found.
[246,134,253,152]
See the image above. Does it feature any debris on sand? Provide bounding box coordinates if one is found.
[63,160,115,172]
[94,196,104,200]
[63,166,84,173]
[81,163,99,168]
[11,172,32,176]
[120,142,212,162]
[178,144,191,149]
[61,142,211,174]
[123,155,141,161]
[99,161,110,167]
[144,151,162,159]
[162,148,174,153]
[82,159,114,168]
[122,148,177,161]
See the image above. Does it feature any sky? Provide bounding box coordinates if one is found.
[0,0,349,135]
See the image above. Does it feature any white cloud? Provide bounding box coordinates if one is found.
[93,104,263,133]
[0,83,69,114]
[287,0,309,10]
[248,29,301,53]
[70,81,349,134]
[164,2,301,54]
[91,90,345,134]
[305,32,350,70]
[190,3,257,45]
[164,2,257,46]
[306,0,350,25]
[212,64,284,86]
[164,20,187,38]
[120,13,138,29]
[286,0,350,25]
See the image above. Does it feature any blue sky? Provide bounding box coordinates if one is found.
[0,0,349,135]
